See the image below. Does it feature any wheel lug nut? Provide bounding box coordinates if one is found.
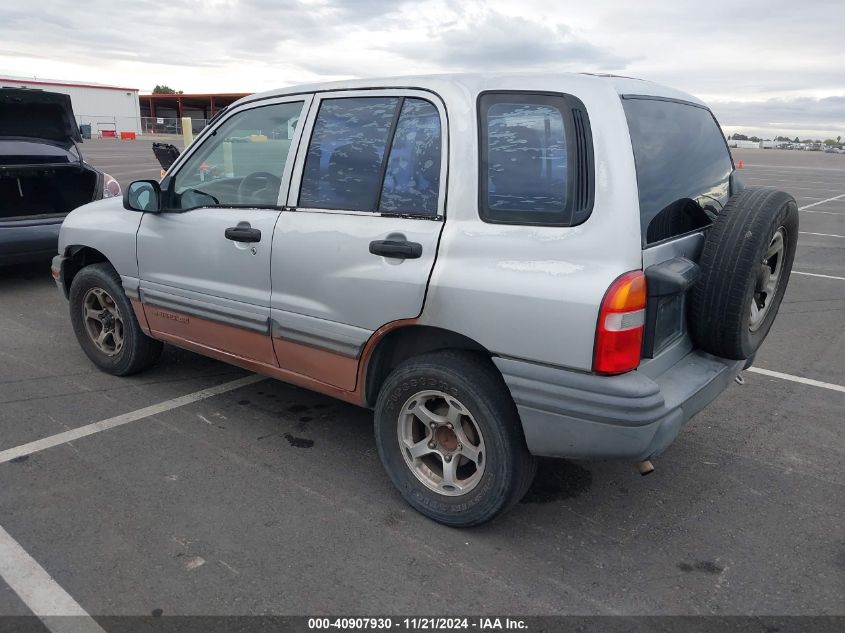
[446,423,453,430]
[457,444,462,451]
[444,454,452,462]
[429,422,436,429]
[428,441,436,449]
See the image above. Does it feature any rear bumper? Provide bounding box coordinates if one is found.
[494,351,746,460]
[0,217,63,265]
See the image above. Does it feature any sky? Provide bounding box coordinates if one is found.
[1,0,843,140]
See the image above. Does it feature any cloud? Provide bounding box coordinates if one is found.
[712,96,845,135]
[0,0,842,137]
[391,10,629,71]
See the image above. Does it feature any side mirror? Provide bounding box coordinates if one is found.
[123,180,161,212]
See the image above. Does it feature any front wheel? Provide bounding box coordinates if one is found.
[68,263,163,376]
[374,351,536,527]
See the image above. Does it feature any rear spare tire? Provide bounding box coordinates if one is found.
[690,187,798,359]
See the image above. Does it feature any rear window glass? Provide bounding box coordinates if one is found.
[486,102,567,214]
[622,97,732,246]
[478,92,593,226]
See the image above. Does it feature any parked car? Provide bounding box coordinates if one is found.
[0,88,121,265]
[52,74,798,526]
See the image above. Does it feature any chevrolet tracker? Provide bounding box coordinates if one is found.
[53,74,798,526]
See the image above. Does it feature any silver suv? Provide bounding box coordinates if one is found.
[53,74,798,526]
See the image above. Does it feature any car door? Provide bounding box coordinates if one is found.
[270,90,447,390]
[137,95,312,365]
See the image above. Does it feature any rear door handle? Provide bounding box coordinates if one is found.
[369,239,422,259]
[225,226,262,243]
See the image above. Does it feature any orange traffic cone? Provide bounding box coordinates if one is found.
[737,160,744,169]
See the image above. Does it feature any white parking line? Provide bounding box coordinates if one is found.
[0,374,264,465]
[748,368,845,394]
[800,232,845,239]
[0,524,107,632]
[799,193,845,210]
[792,271,845,281]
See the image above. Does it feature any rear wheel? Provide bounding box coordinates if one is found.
[374,351,536,527]
[69,263,162,376]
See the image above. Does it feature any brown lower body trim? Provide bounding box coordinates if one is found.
[152,329,366,407]
[130,298,151,335]
[145,306,278,367]
[138,302,419,408]
[272,337,358,391]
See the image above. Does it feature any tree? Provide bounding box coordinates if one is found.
[794,137,800,143]
[838,135,842,144]
[749,136,761,143]
[732,133,749,141]
[153,85,183,94]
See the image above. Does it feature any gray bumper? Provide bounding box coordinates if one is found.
[494,351,745,460]
[0,218,62,265]
[51,253,69,298]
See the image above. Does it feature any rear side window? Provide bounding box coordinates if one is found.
[379,99,441,215]
[299,97,397,212]
[622,97,733,246]
[478,92,593,226]
[298,96,442,216]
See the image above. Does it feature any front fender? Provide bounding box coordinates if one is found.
[59,197,143,278]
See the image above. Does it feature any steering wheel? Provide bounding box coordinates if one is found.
[237,171,282,204]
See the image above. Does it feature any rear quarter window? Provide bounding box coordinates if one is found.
[478,92,594,226]
[622,96,733,246]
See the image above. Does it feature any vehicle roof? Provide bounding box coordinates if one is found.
[234,72,706,110]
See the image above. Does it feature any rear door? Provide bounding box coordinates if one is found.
[270,90,446,390]
[137,96,311,365]
[621,95,734,366]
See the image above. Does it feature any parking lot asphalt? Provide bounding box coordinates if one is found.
[0,142,843,617]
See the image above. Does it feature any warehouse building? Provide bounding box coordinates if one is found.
[138,92,248,135]
[0,75,141,137]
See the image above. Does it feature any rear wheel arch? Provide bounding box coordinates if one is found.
[363,325,493,407]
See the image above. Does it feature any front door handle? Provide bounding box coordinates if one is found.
[369,239,422,260]
[225,226,262,243]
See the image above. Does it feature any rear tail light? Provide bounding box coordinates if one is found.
[102,173,122,198]
[593,271,647,375]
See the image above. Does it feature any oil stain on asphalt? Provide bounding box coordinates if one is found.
[678,560,724,574]
[284,433,314,448]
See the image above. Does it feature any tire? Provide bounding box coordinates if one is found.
[69,263,163,376]
[690,187,798,359]
[374,350,536,527]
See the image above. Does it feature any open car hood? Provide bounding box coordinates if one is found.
[0,88,82,146]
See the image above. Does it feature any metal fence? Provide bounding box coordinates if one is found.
[140,116,208,136]
[74,114,208,139]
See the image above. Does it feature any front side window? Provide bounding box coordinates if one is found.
[478,92,592,226]
[170,101,304,210]
[622,97,733,246]
[298,96,442,215]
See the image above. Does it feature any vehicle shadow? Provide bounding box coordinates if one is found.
[0,259,55,290]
